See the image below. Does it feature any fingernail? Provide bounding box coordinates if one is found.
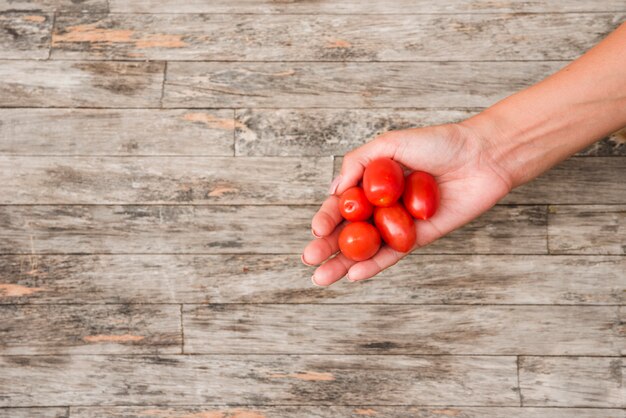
[346,273,355,282]
[311,228,322,238]
[311,275,322,287]
[328,175,342,195]
[301,254,313,267]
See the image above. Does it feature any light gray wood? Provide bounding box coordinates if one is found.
[0,12,52,59]
[0,408,68,418]
[51,13,621,61]
[0,156,331,204]
[69,406,626,418]
[184,305,623,356]
[519,356,625,408]
[163,61,563,108]
[0,304,181,354]
[0,60,164,107]
[1,255,622,305]
[107,0,626,14]
[236,109,626,157]
[0,205,546,254]
[334,156,626,204]
[0,355,518,406]
[549,205,626,255]
[0,109,234,156]
[0,0,107,12]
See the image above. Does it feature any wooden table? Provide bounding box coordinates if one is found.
[0,1,624,417]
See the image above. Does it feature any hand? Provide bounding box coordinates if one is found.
[302,123,513,286]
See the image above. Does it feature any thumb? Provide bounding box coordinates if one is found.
[333,134,401,196]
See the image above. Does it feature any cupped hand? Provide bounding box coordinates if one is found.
[302,123,514,286]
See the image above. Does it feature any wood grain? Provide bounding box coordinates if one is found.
[0,12,52,59]
[0,355,518,406]
[0,408,68,418]
[68,406,626,418]
[0,109,234,156]
[51,13,621,61]
[0,304,181,354]
[236,109,626,157]
[163,61,563,108]
[183,305,623,356]
[0,205,546,254]
[0,61,164,107]
[0,156,331,204]
[1,255,622,305]
[107,0,626,14]
[0,0,107,12]
[549,205,626,255]
[519,356,625,408]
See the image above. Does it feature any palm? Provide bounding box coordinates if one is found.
[302,124,511,286]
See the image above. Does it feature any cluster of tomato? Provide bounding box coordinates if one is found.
[337,158,440,261]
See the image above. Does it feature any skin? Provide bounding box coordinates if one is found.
[302,23,626,287]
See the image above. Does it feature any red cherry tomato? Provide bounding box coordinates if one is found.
[363,158,404,207]
[338,222,381,261]
[373,203,416,253]
[339,186,374,222]
[403,171,440,220]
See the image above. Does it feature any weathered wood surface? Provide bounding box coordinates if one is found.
[0,12,52,59]
[0,304,181,354]
[0,0,106,12]
[68,406,626,418]
[163,61,563,108]
[0,408,68,418]
[1,255,622,305]
[549,205,626,255]
[0,355,519,406]
[0,156,330,204]
[0,109,234,156]
[51,13,621,61]
[236,109,626,157]
[0,205,547,254]
[107,0,626,14]
[519,356,625,408]
[334,157,626,204]
[0,61,164,108]
[183,305,623,356]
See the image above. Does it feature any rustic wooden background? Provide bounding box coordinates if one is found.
[0,0,625,417]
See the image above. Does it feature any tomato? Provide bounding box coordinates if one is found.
[373,203,416,253]
[339,186,374,222]
[338,222,381,261]
[403,171,440,220]
[363,158,404,207]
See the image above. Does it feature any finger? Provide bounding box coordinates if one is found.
[336,134,399,195]
[302,223,345,266]
[311,195,342,237]
[347,245,405,282]
[312,253,356,287]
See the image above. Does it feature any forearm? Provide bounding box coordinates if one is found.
[463,22,626,188]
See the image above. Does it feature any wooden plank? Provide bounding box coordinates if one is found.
[184,305,622,356]
[549,205,626,255]
[0,355,518,406]
[236,109,626,157]
[0,156,331,204]
[0,408,67,418]
[108,0,626,14]
[334,157,626,204]
[0,255,622,305]
[163,61,563,108]
[0,0,107,13]
[519,356,625,407]
[0,12,52,59]
[0,205,546,254]
[0,304,181,354]
[0,61,164,108]
[0,109,234,156]
[51,13,621,61]
[69,406,626,418]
